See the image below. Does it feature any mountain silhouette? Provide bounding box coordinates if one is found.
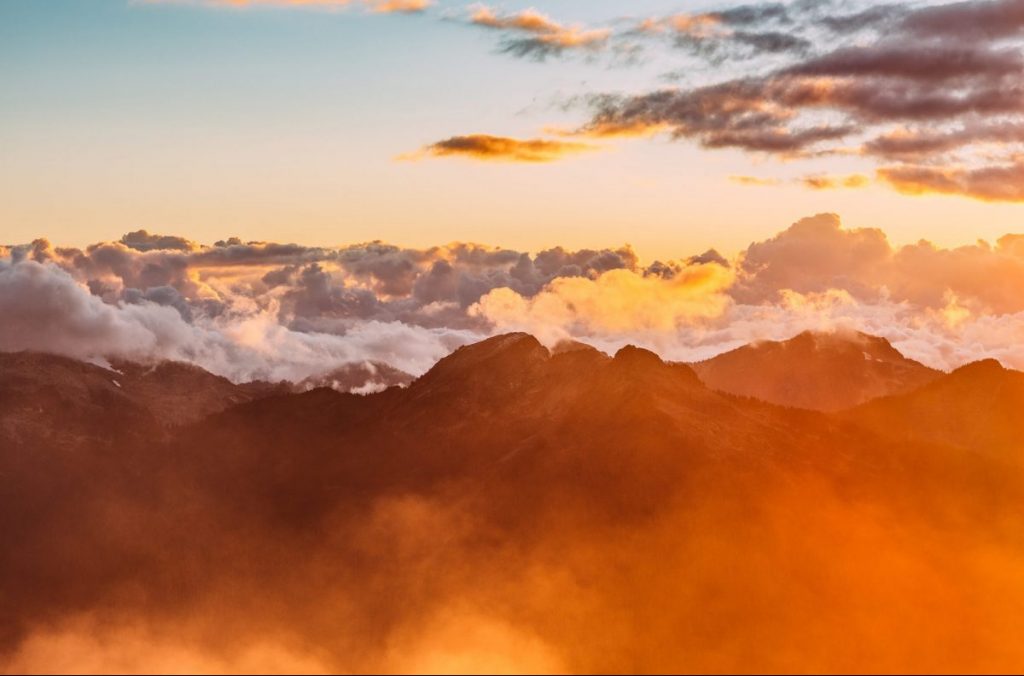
[690,329,941,410]
[1,334,1023,672]
[848,358,1024,458]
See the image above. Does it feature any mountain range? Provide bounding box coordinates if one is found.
[1,331,1023,672]
[690,329,942,410]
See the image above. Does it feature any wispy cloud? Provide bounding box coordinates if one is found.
[400,134,598,163]
[800,174,870,191]
[576,0,1024,202]
[730,175,781,187]
[468,5,610,60]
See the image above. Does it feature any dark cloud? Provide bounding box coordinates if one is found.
[120,230,197,253]
[577,0,1024,201]
[282,263,382,320]
[580,82,854,155]
[819,4,907,33]
[900,0,1024,39]
[731,30,811,55]
[122,285,197,322]
[469,5,610,60]
[710,2,793,27]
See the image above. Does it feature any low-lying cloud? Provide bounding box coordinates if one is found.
[4,214,1024,381]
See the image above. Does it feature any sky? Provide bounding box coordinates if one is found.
[3,0,1024,260]
[2,0,1024,381]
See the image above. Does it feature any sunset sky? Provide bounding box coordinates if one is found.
[3,0,1024,258]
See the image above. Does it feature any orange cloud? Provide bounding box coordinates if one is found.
[636,13,725,38]
[878,161,1024,202]
[400,134,598,164]
[730,175,781,187]
[470,264,735,344]
[470,5,610,55]
[568,120,671,140]
[366,0,428,13]
[800,174,870,190]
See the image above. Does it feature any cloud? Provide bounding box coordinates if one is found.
[0,258,478,382]
[120,230,199,253]
[401,134,598,163]
[733,213,1024,314]
[900,0,1024,40]
[0,234,672,379]
[578,0,1024,201]
[878,159,1024,203]
[800,174,869,190]
[470,264,735,345]
[469,5,610,59]
[4,215,1024,380]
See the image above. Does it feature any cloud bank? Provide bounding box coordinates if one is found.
[4,214,1024,379]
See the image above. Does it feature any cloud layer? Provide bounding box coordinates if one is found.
[4,214,1024,380]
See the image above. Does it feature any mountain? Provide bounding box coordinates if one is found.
[0,351,412,445]
[847,358,1024,458]
[0,351,278,440]
[690,329,942,411]
[1,336,1023,672]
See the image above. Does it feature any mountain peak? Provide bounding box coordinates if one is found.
[613,344,664,367]
[692,330,941,411]
[952,358,1005,375]
[441,333,547,367]
[410,333,549,397]
[551,339,604,357]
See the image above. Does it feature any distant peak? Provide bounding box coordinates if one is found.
[551,339,604,356]
[464,332,546,358]
[613,345,663,366]
[952,359,1005,377]
[765,329,902,359]
[790,328,875,344]
[415,333,549,386]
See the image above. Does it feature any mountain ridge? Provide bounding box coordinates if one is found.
[2,332,1024,672]
[690,329,943,411]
